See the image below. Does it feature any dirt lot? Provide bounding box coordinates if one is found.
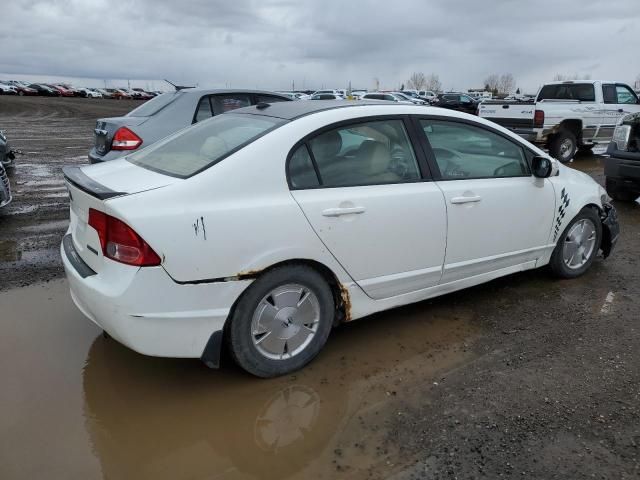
[0,96,638,479]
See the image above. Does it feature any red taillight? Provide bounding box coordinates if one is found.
[534,110,544,128]
[88,209,161,266]
[111,127,143,151]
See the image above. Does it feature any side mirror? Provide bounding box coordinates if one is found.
[532,156,553,178]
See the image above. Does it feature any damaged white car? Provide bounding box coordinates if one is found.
[62,101,619,377]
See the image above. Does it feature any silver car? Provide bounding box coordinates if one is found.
[88,89,291,163]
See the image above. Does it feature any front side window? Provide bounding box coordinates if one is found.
[616,85,637,104]
[210,94,251,115]
[420,120,530,179]
[302,119,421,188]
[128,113,286,178]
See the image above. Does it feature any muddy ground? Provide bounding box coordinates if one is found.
[0,96,638,479]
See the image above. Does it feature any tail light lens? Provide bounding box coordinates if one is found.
[88,209,161,266]
[111,127,143,151]
[534,110,545,128]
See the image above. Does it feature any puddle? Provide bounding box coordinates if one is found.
[0,280,479,480]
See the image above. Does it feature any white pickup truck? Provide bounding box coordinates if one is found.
[479,80,640,162]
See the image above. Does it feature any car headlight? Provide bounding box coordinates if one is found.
[612,124,631,151]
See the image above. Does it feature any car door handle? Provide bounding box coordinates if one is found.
[322,206,366,217]
[451,195,482,204]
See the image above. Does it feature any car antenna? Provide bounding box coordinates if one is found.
[256,102,271,109]
[164,79,195,91]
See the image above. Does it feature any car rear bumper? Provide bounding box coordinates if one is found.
[61,233,252,360]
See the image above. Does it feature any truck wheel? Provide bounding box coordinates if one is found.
[549,130,577,163]
[606,177,638,202]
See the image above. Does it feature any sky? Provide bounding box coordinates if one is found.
[1,0,639,93]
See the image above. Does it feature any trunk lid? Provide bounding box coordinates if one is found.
[94,116,148,156]
[63,162,176,273]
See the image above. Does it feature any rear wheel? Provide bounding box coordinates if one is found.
[228,265,335,378]
[549,208,601,278]
[549,130,577,163]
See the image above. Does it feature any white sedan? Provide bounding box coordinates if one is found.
[61,101,619,377]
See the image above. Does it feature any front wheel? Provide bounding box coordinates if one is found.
[549,208,602,278]
[228,265,335,378]
[549,130,577,163]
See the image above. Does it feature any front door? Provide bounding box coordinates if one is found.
[416,118,556,283]
[600,84,640,141]
[289,117,447,299]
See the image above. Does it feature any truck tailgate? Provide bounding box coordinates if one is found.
[478,103,535,129]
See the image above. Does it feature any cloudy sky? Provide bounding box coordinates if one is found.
[1,0,639,92]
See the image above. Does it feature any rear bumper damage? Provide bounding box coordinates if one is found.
[600,203,620,259]
[61,233,252,364]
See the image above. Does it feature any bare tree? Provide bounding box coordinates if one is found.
[484,74,500,93]
[499,73,516,95]
[635,74,640,90]
[406,72,427,91]
[425,74,442,93]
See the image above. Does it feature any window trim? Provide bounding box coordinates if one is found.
[410,115,535,181]
[286,115,434,191]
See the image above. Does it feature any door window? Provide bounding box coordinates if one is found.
[211,94,251,115]
[615,85,638,104]
[294,119,420,188]
[420,120,530,179]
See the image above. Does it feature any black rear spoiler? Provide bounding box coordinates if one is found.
[62,166,126,200]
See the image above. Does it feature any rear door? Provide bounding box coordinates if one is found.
[415,117,555,283]
[289,117,447,299]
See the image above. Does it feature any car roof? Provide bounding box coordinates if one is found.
[231,99,417,120]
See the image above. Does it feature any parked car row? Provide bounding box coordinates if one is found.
[0,80,163,99]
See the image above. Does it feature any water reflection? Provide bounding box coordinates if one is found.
[82,302,477,480]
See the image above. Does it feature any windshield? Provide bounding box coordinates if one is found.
[127,91,181,117]
[127,113,287,178]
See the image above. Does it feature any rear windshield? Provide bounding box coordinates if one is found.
[127,113,286,178]
[127,92,180,117]
[537,83,595,102]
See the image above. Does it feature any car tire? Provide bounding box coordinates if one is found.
[549,207,602,279]
[18,91,24,96]
[228,265,335,378]
[606,177,638,202]
[549,130,577,163]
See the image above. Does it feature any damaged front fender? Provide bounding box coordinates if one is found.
[600,203,620,259]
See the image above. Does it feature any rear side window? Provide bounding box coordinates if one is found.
[127,114,286,178]
[127,92,180,117]
[211,94,251,115]
[602,84,617,104]
[288,145,320,189]
[194,97,213,122]
[299,119,421,188]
